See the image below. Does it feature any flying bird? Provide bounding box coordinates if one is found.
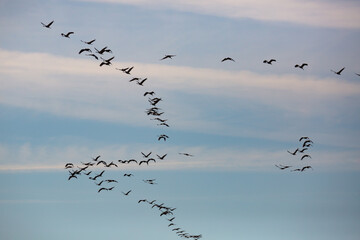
[144,91,155,96]
[301,154,312,160]
[263,59,276,64]
[287,148,299,155]
[331,67,345,75]
[138,199,147,203]
[221,57,235,62]
[61,32,74,38]
[299,137,309,142]
[301,166,313,171]
[294,63,308,69]
[78,48,92,54]
[141,152,152,158]
[156,154,167,160]
[124,173,133,177]
[65,163,74,169]
[355,73,360,76]
[81,39,96,45]
[94,46,109,55]
[122,190,132,196]
[275,164,292,170]
[41,20,54,28]
[136,78,147,86]
[179,152,193,157]
[158,134,169,141]
[160,55,176,60]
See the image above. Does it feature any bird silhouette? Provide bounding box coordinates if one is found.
[356,73,360,76]
[144,91,155,96]
[263,59,276,64]
[136,78,147,86]
[331,67,345,75]
[158,134,169,141]
[221,57,235,62]
[138,199,147,203]
[160,55,176,60]
[294,63,308,69]
[168,217,175,222]
[275,164,292,170]
[41,20,54,28]
[156,154,167,160]
[299,137,309,142]
[61,32,74,38]
[287,148,299,155]
[141,152,152,158]
[124,173,133,177]
[122,190,132,196]
[65,163,74,169]
[94,46,108,55]
[81,39,96,45]
[79,48,92,54]
[301,154,311,160]
[301,166,313,171]
[179,152,193,157]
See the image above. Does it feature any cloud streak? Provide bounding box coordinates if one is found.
[75,0,360,29]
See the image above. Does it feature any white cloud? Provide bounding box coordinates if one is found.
[0,143,358,172]
[1,48,360,147]
[75,0,360,29]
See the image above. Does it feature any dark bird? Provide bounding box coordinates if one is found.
[84,171,92,176]
[299,137,309,142]
[136,78,147,86]
[168,223,175,227]
[92,155,101,161]
[148,200,156,204]
[294,63,308,69]
[97,160,107,166]
[157,123,170,127]
[129,77,140,82]
[287,148,299,155]
[94,46,108,55]
[79,48,92,54]
[65,163,74,169]
[100,56,114,62]
[124,173,133,177]
[179,152,193,157]
[139,160,148,165]
[61,32,74,38]
[298,148,308,153]
[263,59,276,64]
[144,91,155,96]
[105,161,118,168]
[99,61,112,67]
[221,57,235,62]
[141,152,152,158]
[331,67,345,75]
[122,190,132,196]
[105,179,118,183]
[138,199,147,203]
[301,154,312,160]
[95,180,104,186]
[81,39,96,45]
[356,73,360,76]
[86,54,99,60]
[158,134,169,141]
[127,159,138,164]
[156,154,167,160]
[172,228,181,231]
[302,140,314,146]
[41,20,54,28]
[168,217,175,222]
[152,118,168,123]
[124,66,134,75]
[303,143,313,148]
[98,187,107,193]
[160,55,176,60]
[160,210,173,216]
[68,174,77,180]
[146,158,156,165]
[275,164,292,170]
[301,166,313,171]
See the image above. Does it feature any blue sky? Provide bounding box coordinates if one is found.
[0,0,360,239]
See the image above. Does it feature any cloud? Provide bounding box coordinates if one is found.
[1,48,360,147]
[0,143,359,172]
[75,0,360,29]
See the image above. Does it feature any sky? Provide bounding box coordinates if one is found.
[0,0,360,239]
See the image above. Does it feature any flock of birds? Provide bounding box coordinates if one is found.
[42,20,200,240]
[275,136,314,172]
[39,17,350,238]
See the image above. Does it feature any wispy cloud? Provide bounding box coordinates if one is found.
[75,0,360,29]
[0,143,359,172]
[1,48,360,147]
